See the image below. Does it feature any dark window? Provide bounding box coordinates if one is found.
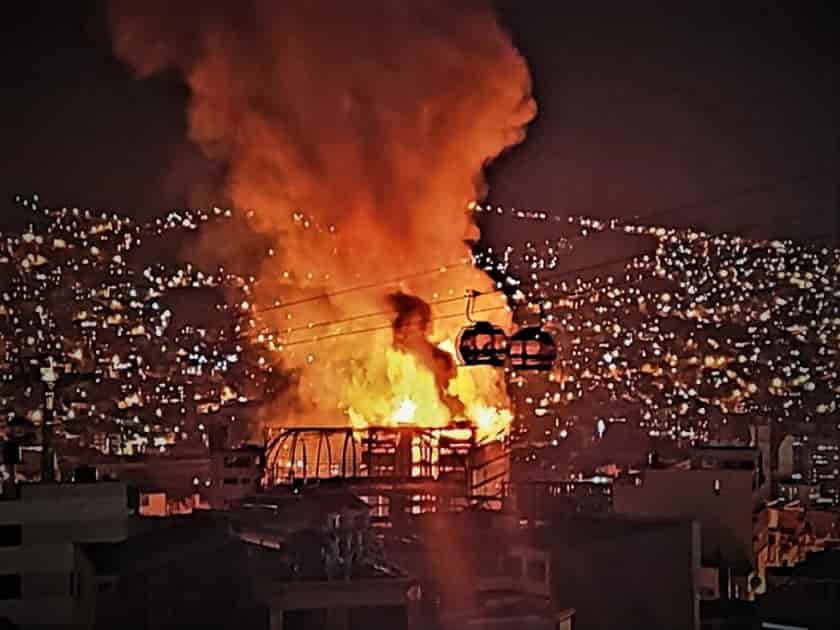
[140,495,150,507]
[0,524,22,547]
[224,456,254,468]
[0,574,22,600]
[223,477,238,485]
[526,560,547,581]
[698,586,716,599]
[806,582,828,600]
[503,556,522,577]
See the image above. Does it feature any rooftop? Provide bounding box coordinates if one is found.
[239,487,369,515]
[232,487,370,539]
[767,548,840,581]
[386,509,692,553]
[10,479,127,502]
[440,600,575,630]
[83,511,230,576]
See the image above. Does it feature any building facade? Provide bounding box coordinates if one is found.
[0,481,128,629]
[613,446,770,601]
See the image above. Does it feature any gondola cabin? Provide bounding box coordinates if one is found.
[457,321,508,367]
[508,327,557,371]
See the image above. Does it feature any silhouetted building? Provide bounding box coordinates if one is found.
[787,427,840,507]
[504,479,613,522]
[758,548,840,630]
[614,445,770,601]
[83,513,261,630]
[388,508,689,630]
[230,487,413,630]
[386,510,557,625]
[57,444,262,513]
[0,481,129,629]
[0,477,266,630]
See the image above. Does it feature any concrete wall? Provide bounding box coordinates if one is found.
[547,517,699,630]
[72,544,98,630]
[60,455,211,501]
[139,492,168,517]
[613,469,756,569]
[262,579,410,630]
[207,451,261,510]
[61,451,263,510]
[92,524,262,630]
[0,482,127,629]
[3,483,128,543]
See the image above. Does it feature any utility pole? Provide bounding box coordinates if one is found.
[18,353,93,483]
[38,356,60,483]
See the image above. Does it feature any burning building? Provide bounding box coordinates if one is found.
[107,0,535,446]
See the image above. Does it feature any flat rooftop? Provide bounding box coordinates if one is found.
[83,511,230,576]
[768,548,840,580]
[13,479,127,501]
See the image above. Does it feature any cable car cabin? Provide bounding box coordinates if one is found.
[457,321,508,367]
[508,327,557,371]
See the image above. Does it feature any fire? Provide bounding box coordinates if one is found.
[107,1,534,441]
[394,398,418,424]
[347,339,512,441]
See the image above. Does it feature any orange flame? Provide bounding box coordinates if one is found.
[107,0,534,438]
[346,339,512,440]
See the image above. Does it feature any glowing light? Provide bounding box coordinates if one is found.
[394,398,417,423]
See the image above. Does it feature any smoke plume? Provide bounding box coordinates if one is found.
[108,0,535,430]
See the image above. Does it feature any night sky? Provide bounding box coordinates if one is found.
[1,1,837,249]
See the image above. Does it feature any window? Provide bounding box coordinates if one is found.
[804,582,828,600]
[698,586,716,599]
[224,455,254,468]
[140,495,150,507]
[239,478,251,485]
[526,559,547,582]
[503,556,522,577]
[0,524,22,547]
[223,477,238,485]
[360,495,390,519]
[0,574,22,600]
[713,479,721,495]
